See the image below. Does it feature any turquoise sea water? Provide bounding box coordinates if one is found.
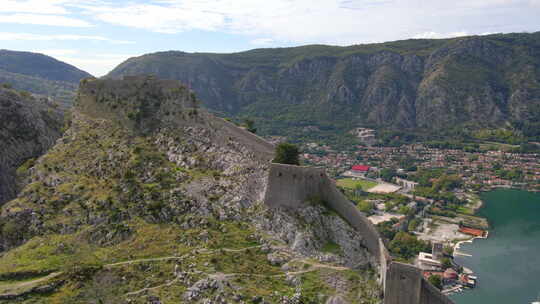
[451,189,540,304]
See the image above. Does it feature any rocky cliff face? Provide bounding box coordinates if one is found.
[0,76,380,303]
[108,32,540,140]
[0,86,63,206]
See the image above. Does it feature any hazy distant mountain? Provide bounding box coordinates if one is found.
[0,50,92,107]
[108,32,540,144]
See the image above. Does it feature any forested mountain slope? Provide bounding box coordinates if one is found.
[0,50,92,107]
[108,32,540,144]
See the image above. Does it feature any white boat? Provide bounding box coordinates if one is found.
[531,293,540,304]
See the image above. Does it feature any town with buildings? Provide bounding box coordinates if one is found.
[303,143,540,191]
[298,135,539,295]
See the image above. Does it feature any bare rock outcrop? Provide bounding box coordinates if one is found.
[0,87,63,205]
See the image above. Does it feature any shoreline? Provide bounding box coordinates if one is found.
[444,192,490,296]
[447,189,540,302]
[453,231,489,257]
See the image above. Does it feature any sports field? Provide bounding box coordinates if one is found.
[336,178,377,191]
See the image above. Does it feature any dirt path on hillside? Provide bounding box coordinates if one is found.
[0,272,62,296]
[122,253,351,297]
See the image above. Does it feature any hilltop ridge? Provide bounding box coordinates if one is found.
[0,76,382,303]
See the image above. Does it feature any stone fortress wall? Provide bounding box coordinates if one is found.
[264,163,389,269]
[263,163,454,304]
[385,263,455,304]
[79,75,275,162]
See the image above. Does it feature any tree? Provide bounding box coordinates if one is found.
[354,184,367,196]
[428,275,443,290]
[357,200,373,214]
[380,168,396,182]
[243,118,257,133]
[441,257,453,269]
[407,219,421,232]
[388,232,431,260]
[273,143,300,165]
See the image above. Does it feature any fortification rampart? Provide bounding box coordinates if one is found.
[384,262,454,304]
[263,163,453,304]
[205,114,275,162]
[264,163,385,261]
[77,76,196,134]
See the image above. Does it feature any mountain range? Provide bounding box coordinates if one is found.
[0,50,92,108]
[108,32,540,145]
[2,32,540,146]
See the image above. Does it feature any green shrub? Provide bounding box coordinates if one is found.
[273,143,300,165]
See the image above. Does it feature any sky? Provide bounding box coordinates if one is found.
[1,0,540,76]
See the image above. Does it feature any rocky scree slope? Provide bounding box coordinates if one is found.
[0,50,92,108]
[108,32,540,142]
[0,86,63,206]
[0,76,380,303]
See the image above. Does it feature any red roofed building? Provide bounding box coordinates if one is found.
[349,165,371,177]
[443,268,458,281]
[459,226,486,237]
[352,165,371,172]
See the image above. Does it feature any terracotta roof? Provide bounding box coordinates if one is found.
[352,165,370,172]
[459,226,485,237]
[443,268,458,279]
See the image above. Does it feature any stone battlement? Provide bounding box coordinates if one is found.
[263,163,454,304]
[264,163,389,277]
[77,76,197,134]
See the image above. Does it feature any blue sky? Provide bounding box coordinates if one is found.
[1,0,540,76]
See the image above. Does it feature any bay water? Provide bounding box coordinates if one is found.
[451,189,540,304]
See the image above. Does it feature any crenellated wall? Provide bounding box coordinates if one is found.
[263,163,453,304]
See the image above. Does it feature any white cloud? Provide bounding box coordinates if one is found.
[55,53,138,76]
[412,31,502,39]
[73,0,540,46]
[0,0,102,14]
[79,3,226,33]
[0,0,538,71]
[76,0,400,44]
[33,49,79,56]
[412,31,469,39]
[0,13,92,27]
[250,38,275,45]
[0,0,69,14]
[0,32,133,44]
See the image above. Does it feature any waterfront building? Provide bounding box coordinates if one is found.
[418,252,442,270]
[443,268,459,283]
[432,242,444,260]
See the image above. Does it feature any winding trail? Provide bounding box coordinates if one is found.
[122,250,351,297]
[0,272,62,297]
[0,245,350,299]
[105,245,263,268]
